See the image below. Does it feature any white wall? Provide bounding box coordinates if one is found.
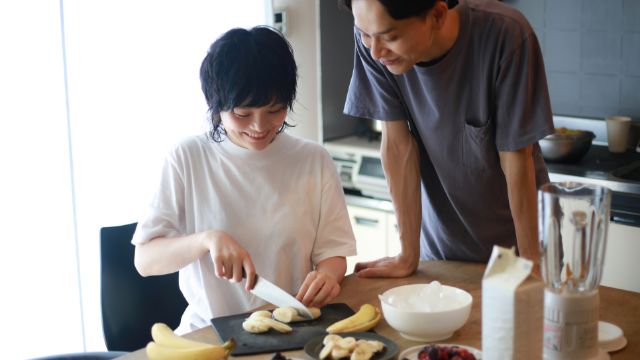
[274,0,322,143]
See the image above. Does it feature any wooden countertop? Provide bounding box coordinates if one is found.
[118,260,639,359]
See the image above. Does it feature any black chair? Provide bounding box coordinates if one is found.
[29,351,128,360]
[100,222,188,351]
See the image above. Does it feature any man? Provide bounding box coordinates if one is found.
[340,0,553,277]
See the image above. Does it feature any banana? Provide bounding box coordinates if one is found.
[337,337,356,351]
[258,318,293,333]
[319,341,335,359]
[350,345,374,360]
[248,310,273,320]
[319,335,385,360]
[273,306,321,322]
[331,347,350,359]
[323,334,343,345]
[356,339,384,353]
[242,318,270,333]
[148,323,236,360]
[146,341,230,360]
[326,304,382,333]
[242,317,293,333]
[151,323,212,349]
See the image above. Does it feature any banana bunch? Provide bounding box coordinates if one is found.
[146,322,235,360]
[319,334,385,360]
[326,304,382,333]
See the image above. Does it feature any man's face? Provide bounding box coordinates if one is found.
[352,0,435,75]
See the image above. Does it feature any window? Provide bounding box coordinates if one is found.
[0,1,270,358]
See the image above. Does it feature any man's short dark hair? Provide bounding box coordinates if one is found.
[337,0,440,20]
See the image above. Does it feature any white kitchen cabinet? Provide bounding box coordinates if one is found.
[601,222,640,293]
[346,205,389,274]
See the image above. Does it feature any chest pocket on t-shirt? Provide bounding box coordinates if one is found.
[461,119,496,177]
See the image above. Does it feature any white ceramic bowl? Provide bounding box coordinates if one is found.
[379,282,473,342]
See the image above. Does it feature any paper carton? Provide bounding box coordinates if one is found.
[482,246,543,359]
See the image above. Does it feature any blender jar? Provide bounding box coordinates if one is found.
[538,182,611,360]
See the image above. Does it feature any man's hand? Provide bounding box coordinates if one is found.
[354,253,418,278]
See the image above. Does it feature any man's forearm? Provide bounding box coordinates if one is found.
[499,145,540,263]
[381,121,421,267]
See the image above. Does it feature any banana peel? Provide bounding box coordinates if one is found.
[326,304,382,333]
[147,322,235,360]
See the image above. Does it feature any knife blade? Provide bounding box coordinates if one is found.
[249,274,314,319]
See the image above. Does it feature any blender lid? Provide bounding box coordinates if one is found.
[599,321,627,353]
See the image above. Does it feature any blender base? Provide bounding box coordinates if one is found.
[543,289,603,360]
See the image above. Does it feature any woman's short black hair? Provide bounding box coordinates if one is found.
[200,26,297,142]
[338,0,441,20]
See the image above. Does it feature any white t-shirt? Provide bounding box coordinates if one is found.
[132,132,356,333]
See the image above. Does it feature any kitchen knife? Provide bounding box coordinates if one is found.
[249,274,314,319]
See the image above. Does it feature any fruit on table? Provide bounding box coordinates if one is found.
[319,334,385,360]
[326,303,382,333]
[272,306,321,323]
[146,322,235,360]
[417,344,477,360]
[242,310,293,333]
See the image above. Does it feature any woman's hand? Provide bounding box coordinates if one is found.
[202,230,256,290]
[295,270,341,308]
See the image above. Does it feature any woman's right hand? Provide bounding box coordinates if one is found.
[201,230,256,290]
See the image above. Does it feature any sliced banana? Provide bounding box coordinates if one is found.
[323,334,343,345]
[356,339,384,353]
[248,310,273,320]
[319,341,334,359]
[243,310,292,334]
[350,346,374,360]
[272,306,321,323]
[242,319,270,333]
[319,335,385,360]
[272,307,300,323]
[331,347,350,359]
[337,337,357,351]
[259,318,293,333]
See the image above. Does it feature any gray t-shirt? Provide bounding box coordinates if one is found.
[344,0,554,262]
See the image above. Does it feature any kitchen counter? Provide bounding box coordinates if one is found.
[546,144,640,227]
[546,144,640,194]
[117,260,639,359]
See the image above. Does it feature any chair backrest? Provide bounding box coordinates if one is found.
[30,351,129,360]
[100,223,188,351]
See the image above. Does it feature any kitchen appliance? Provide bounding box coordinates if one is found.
[324,135,390,201]
[538,182,611,360]
[249,274,313,319]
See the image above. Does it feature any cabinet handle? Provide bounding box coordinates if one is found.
[354,216,380,227]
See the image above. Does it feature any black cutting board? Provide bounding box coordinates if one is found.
[211,303,354,356]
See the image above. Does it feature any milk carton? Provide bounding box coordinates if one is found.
[482,246,543,359]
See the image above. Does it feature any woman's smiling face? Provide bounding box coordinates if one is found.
[220,103,288,151]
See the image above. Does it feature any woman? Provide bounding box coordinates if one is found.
[132,26,356,333]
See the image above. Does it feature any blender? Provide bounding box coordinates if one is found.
[538,182,611,360]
